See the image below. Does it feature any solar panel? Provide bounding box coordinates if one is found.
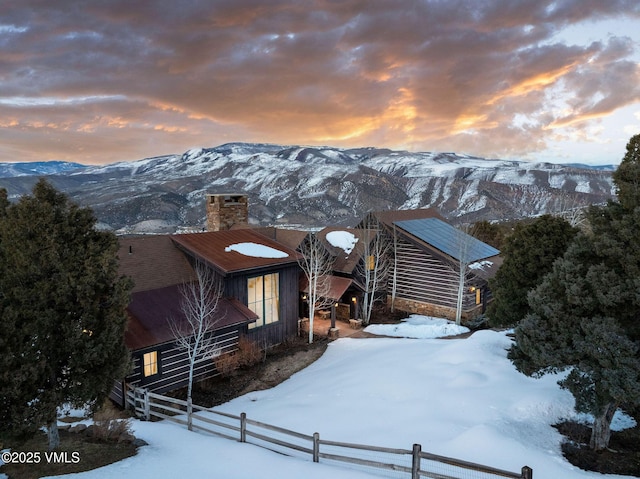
[394,218,500,263]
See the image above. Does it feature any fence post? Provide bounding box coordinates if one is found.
[187,397,193,431]
[143,389,150,421]
[412,443,421,479]
[313,432,320,463]
[125,384,132,411]
[240,413,247,443]
[521,466,533,479]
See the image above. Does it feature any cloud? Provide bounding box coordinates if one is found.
[2,0,640,164]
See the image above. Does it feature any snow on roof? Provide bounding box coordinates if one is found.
[469,260,493,270]
[325,230,358,254]
[224,242,289,258]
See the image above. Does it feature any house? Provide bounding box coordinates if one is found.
[314,226,384,322]
[363,209,501,322]
[171,228,303,346]
[111,194,302,405]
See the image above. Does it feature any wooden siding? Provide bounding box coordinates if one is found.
[391,237,478,312]
[125,327,240,395]
[223,264,300,347]
[109,380,125,408]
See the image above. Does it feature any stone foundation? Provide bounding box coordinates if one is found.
[388,296,483,323]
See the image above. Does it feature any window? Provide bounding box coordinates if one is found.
[367,255,375,271]
[143,351,158,377]
[247,273,280,328]
[475,288,481,305]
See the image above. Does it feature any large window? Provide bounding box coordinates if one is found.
[143,351,158,377]
[247,273,280,328]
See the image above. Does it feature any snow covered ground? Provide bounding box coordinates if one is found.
[8,319,636,479]
[364,314,471,338]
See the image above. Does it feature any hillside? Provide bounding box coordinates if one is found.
[0,143,615,232]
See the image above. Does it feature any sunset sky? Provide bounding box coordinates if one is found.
[2,0,640,166]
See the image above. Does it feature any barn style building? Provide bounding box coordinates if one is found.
[365,209,500,322]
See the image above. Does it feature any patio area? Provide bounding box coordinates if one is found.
[300,314,375,339]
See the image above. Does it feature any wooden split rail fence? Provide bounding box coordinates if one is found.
[127,386,533,479]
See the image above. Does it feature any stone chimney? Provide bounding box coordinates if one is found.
[206,194,248,231]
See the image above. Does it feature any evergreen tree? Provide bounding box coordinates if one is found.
[0,180,132,449]
[469,220,505,249]
[612,133,640,211]
[509,208,640,450]
[487,215,577,327]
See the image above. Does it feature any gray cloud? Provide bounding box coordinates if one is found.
[1,0,639,164]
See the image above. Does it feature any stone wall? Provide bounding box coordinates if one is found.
[388,296,483,323]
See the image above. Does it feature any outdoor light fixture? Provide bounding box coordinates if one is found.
[351,297,357,302]
[302,294,307,300]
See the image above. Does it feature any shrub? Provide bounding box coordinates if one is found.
[236,336,263,368]
[214,352,241,377]
[214,337,263,377]
[92,404,132,441]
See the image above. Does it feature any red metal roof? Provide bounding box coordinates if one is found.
[125,284,258,350]
[171,229,303,275]
[299,274,355,301]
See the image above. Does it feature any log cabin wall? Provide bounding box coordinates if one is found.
[124,326,240,396]
[392,237,459,308]
[390,236,480,320]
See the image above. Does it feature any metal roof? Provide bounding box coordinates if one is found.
[299,275,355,301]
[394,218,500,263]
[171,229,303,275]
[369,208,444,228]
[125,285,258,350]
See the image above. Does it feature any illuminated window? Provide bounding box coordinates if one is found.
[247,273,280,328]
[143,351,158,377]
[475,288,481,305]
[367,255,375,271]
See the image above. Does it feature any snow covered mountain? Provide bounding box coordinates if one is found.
[0,160,86,178]
[0,143,615,232]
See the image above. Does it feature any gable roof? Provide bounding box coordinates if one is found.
[299,275,356,301]
[244,226,310,251]
[316,226,377,274]
[171,229,302,275]
[394,218,500,263]
[125,284,258,350]
[118,235,197,293]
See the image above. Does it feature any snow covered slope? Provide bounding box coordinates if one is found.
[0,161,86,178]
[0,143,615,231]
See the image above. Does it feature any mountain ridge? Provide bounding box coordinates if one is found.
[0,143,616,233]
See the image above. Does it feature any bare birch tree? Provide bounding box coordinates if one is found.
[355,220,393,325]
[169,261,224,425]
[452,225,477,326]
[298,232,334,343]
[552,194,590,230]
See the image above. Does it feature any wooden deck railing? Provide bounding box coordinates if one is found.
[126,385,533,479]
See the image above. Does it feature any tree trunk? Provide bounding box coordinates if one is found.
[455,265,465,325]
[590,402,617,451]
[187,360,194,406]
[48,417,60,451]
